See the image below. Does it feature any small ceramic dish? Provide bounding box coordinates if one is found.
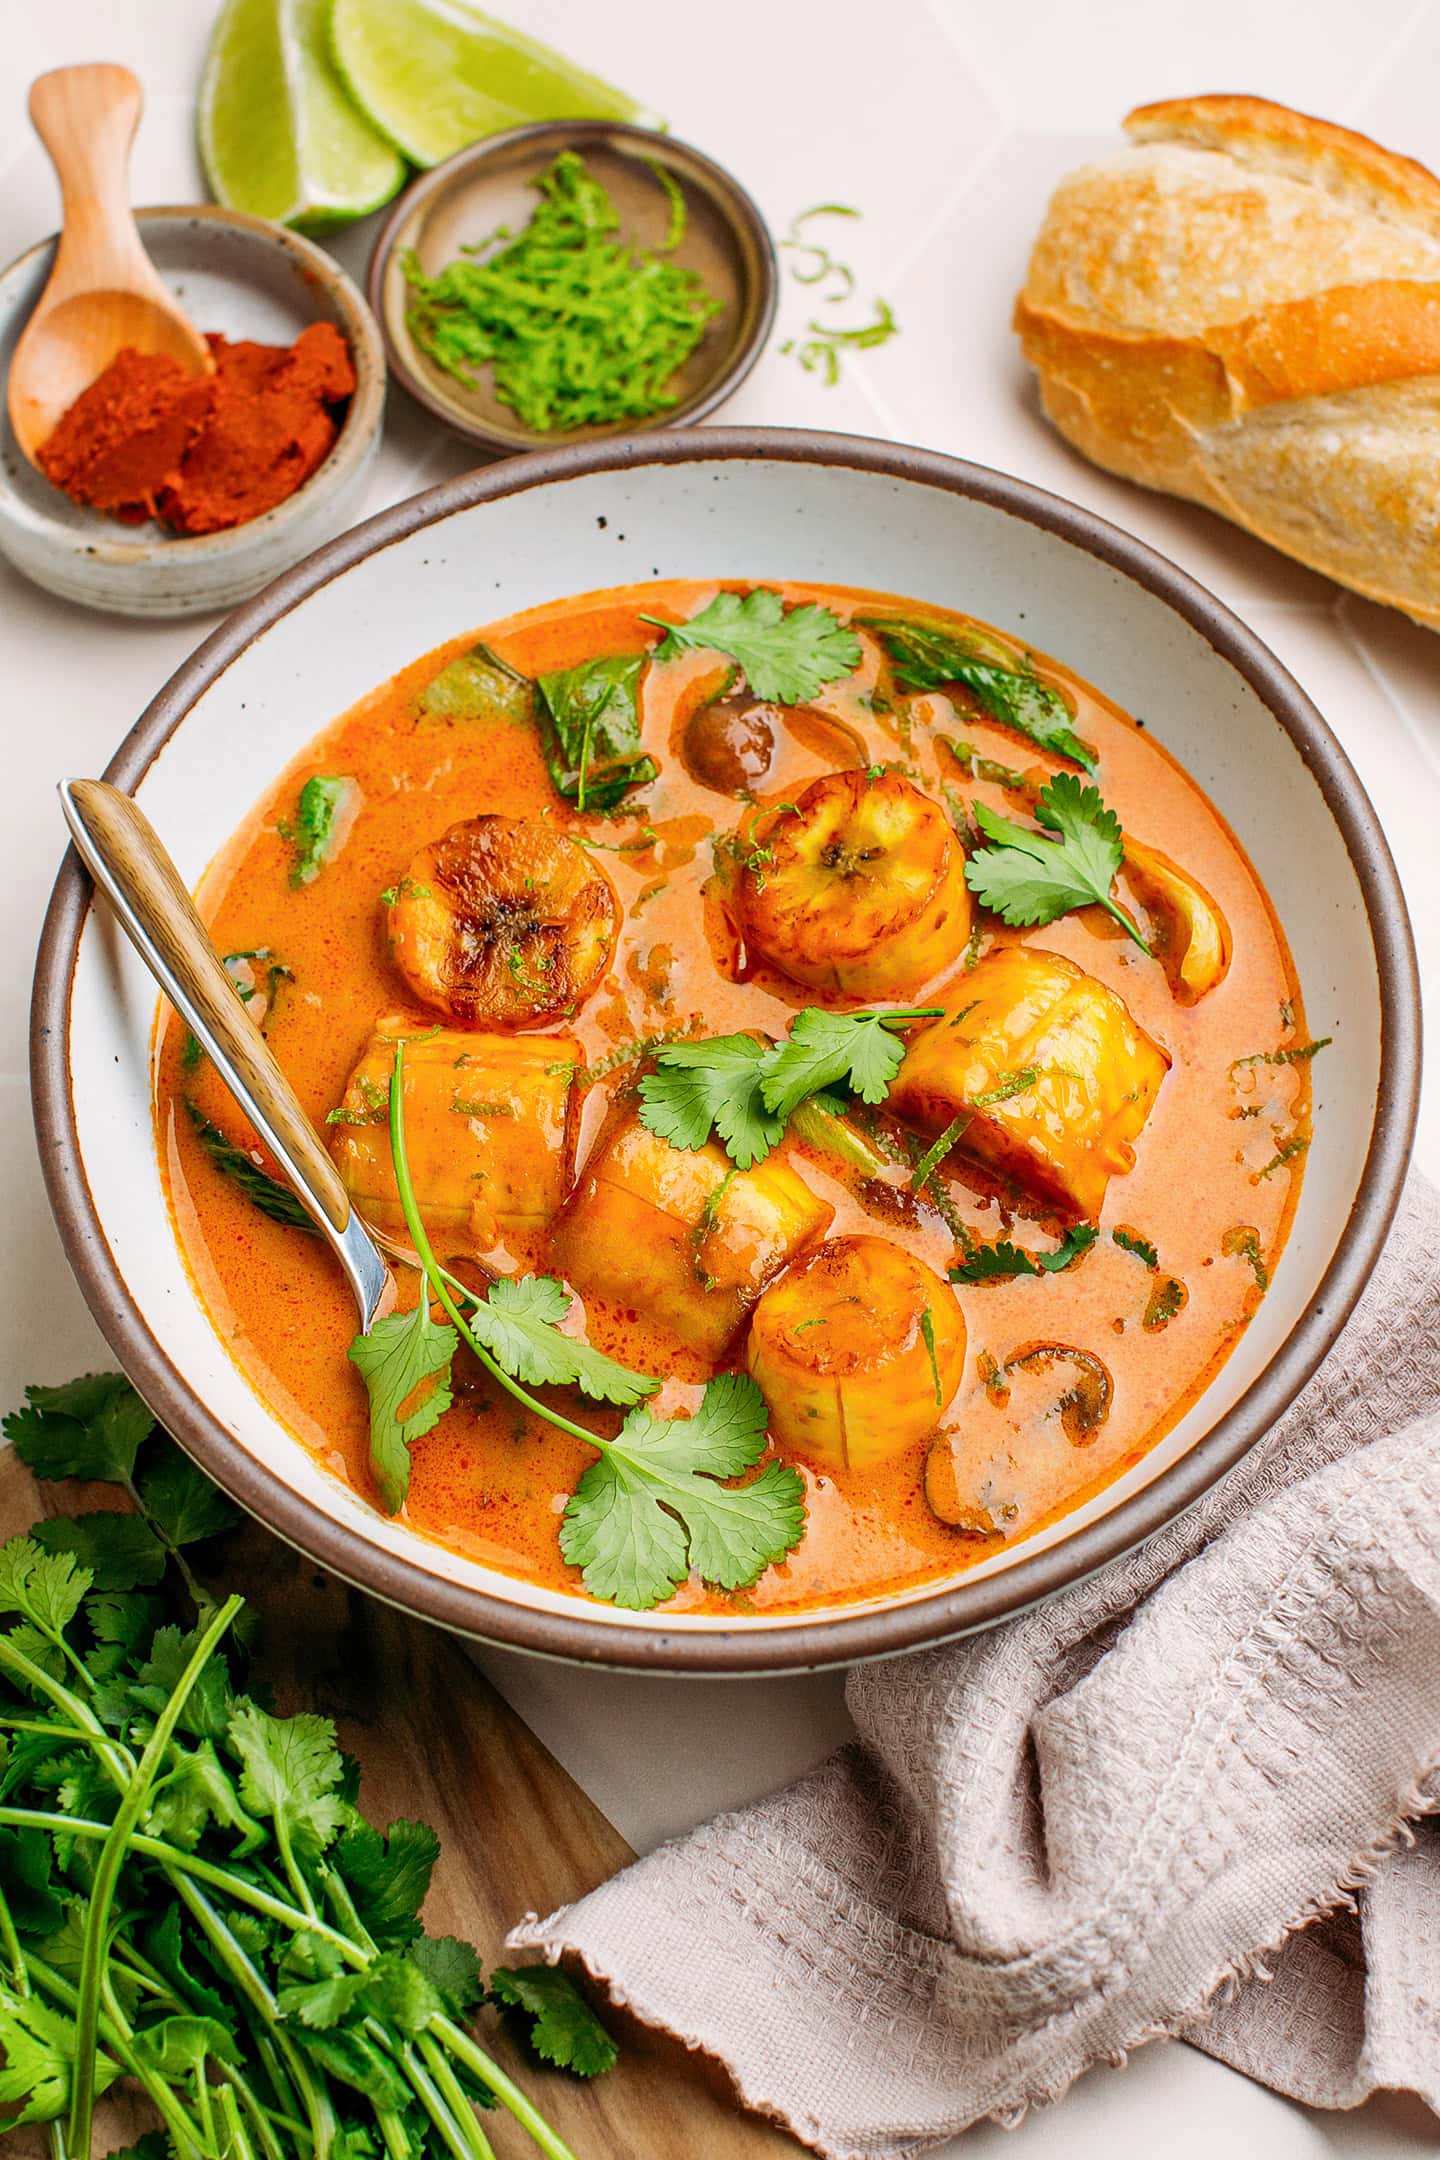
[0,205,385,618]
[368,120,777,456]
[33,431,1420,1674]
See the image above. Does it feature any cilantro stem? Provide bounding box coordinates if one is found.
[389,1047,611,1455]
[433,2012,582,2160]
[0,1634,135,1781]
[398,2032,495,2160]
[1099,892,1152,953]
[0,1871,25,1990]
[0,1805,367,1958]
[173,1874,338,2160]
[67,1592,243,2159]
[418,2031,499,2160]
[24,1947,211,2157]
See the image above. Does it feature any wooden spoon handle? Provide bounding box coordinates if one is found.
[61,778,351,1232]
[29,64,152,295]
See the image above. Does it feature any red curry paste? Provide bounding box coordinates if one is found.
[38,321,355,534]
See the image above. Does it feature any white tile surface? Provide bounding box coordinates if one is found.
[3,5,1437,2154]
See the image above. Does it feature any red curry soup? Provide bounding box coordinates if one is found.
[155,580,1317,1618]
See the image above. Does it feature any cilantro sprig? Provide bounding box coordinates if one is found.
[639,589,862,704]
[349,1046,806,1610]
[0,1375,612,2160]
[638,1005,940,1172]
[490,1965,618,2077]
[948,1223,1098,1283]
[559,1374,803,1612]
[964,773,1151,951]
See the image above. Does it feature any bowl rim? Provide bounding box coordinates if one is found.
[0,203,387,566]
[31,426,1421,1674]
[365,118,779,456]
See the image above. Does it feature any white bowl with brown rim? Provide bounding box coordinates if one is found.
[32,431,1420,1672]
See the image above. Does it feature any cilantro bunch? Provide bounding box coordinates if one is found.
[0,1377,614,2160]
[346,1047,808,1613]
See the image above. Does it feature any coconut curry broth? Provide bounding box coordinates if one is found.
[156,579,1311,1614]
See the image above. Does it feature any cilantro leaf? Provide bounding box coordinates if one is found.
[333,1819,440,1948]
[186,1103,317,1233]
[228,1701,347,1864]
[1112,1227,1159,1270]
[0,1824,65,1936]
[143,1906,239,2032]
[31,1512,166,1591]
[964,773,1150,950]
[347,1302,458,1515]
[295,2026,413,2110]
[640,589,862,704]
[560,1374,804,1609]
[0,1535,91,1637]
[132,2013,242,2078]
[0,1983,121,2124]
[137,1440,240,1546]
[859,615,1096,771]
[409,1934,484,2018]
[105,2136,170,2160]
[759,1006,938,1122]
[490,1965,618,2078]
[280,774,359,887]
[948,1223,1097,1283]
[3,1372,153,1482]
[144,1740,265,1855]
[636,1034,781,1171]
[466,1277,657,1406]
[128,1625,235,1742]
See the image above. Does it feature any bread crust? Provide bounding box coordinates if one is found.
[1016,94,1440,628]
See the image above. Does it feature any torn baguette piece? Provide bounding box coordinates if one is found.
[1014,94,1440,629]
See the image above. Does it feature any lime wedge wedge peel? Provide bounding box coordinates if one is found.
[330,0,655,169]
[200,0,407,229]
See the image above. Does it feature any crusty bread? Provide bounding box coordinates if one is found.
[1015,95,1440,628]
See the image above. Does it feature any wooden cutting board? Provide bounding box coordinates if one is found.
[1,1446,805,2159]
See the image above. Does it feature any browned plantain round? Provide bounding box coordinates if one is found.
[386,815,618,1027]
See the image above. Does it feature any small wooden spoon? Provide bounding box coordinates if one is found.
[8,63,213,467]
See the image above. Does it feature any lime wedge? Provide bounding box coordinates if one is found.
[200,0,407,229]
[330,0,654,169]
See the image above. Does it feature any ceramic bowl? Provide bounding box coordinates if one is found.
[368,120,776,456]
[0,205,385,618]
[32,431,1420,1673]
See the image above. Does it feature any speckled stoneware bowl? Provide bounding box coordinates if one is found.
[33,431,1420,1673]
[0,205,384,618]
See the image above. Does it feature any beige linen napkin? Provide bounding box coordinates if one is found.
[516,1172,1440,2158]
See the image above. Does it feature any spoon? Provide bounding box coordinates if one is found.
[59,778,392,1334]
[9,65,213,467]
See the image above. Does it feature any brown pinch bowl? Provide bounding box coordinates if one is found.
[367,120,777,454]
[32,430,1419,1673]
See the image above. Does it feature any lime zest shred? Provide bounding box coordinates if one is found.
[401,150,723,432]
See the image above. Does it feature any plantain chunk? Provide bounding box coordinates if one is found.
[889,947,1169,1219]
[386,815,618,1028]
[330,1020,577,1262]
[747,1236,966,1472]
[549,1105,833,1363]
[734,769,972,998]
